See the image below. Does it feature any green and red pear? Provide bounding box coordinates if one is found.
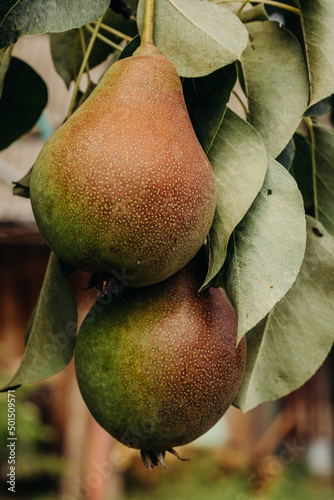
[30,41,216,286]
[74,252,246,469]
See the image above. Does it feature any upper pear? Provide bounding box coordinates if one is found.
[30,43,216,286]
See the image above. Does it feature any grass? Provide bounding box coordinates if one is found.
[121,449,334,500]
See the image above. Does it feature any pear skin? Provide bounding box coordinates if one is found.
[74,251,246,462]
[30,43,216,286]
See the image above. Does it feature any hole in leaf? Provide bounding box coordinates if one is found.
[312,227,324,237]
[267,189,272,195]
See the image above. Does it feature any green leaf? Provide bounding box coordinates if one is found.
[220,156,307,342]
[183,64,237,154]
[203,109,268,289]
[234,217,334,413]
[50,30,95,89]
[296,0,334,106]
[276,140,295,171]
[12,166,32,198]
[241,21,309,157]
[119,35,141,60]
[137,0,248,77]
[289,132,313,208]
[239,5,268,23]
[304,97,332,117]
[313,123,334,237]
[183,68,262,289]
[0,1,110,49]
[0,253,77,391]
[50,10,137,88]
[0,45,12,98]
[0,57,48,151]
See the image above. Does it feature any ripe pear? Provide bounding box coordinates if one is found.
[74,251,246,469]
[30,42,216,287]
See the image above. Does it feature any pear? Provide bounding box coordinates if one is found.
[74,251,246,469]
[30,41,216,286]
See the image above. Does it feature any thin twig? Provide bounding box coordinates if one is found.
[78,27,92,87]
[67,16,104,119]
[85,24,124,51]
[214,0,300,15]
[237,0,251,16]
[92,20,132,41]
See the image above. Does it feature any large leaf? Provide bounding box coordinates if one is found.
[50,9,138,88]
[0,1,110,49]
[234,217,334,412]
[241,21,309,157]
[0,57,48,151]
[137,0,248,77]
[313,123,334,237]
[220,156,307,342]
[0,253,77,391]
[183,63,237,154]
[297,0,334,106]
[203,109,268,288]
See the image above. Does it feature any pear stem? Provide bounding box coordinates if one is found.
[141,0,155,45]
[305,117,319,220]
[67,16,104,119]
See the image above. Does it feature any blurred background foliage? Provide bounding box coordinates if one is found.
[0,376,65,497]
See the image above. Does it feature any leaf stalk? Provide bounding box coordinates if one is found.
[92,21,132,41]
[85,24,124,51]
[215,0,300,15]
[78,28,92,87]
[237,0,251,16]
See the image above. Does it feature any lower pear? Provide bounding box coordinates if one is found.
[74,251,246,469]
